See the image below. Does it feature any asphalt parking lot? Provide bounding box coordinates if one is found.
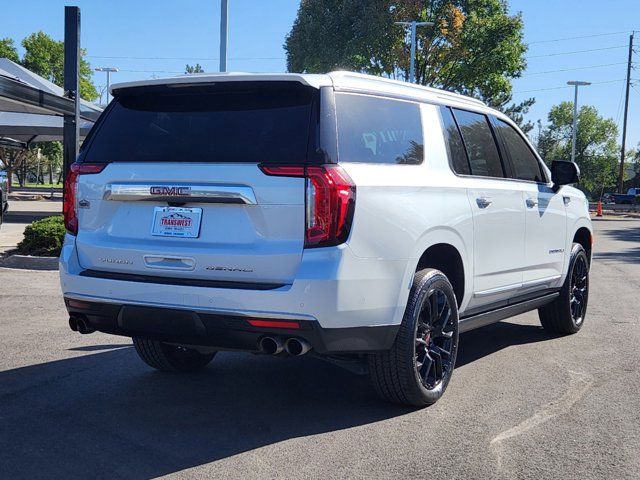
[0,219,638,479]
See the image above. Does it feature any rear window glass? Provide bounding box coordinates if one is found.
[440,106,471,175]
[83,83,316,164]
[336,93,424,164]
[452,109,504,178]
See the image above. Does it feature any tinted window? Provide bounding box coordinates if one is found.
[336,94,423,164]
[495,119,545,182]
[440,107,470,175]
[83,83,316,164]
[452,109,504,178]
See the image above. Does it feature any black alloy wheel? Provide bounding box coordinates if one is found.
[415,288,456,390]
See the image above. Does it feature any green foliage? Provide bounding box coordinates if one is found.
[0,37,20,62]
[185,63,204,74]
[17,216,66,257]
[21,31,98,101]
[538,102,619,198]
[285,0,528,108]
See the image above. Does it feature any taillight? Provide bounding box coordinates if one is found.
[63,163,107,235]
[260,164,356,248]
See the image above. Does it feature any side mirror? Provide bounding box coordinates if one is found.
[551,160,580,189]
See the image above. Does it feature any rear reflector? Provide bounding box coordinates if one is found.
[247,319,301,329]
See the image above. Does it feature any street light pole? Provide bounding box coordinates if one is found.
[394,20,434,83]
[95,67,118,105]
[567,81,591,164]
[219,0,229,72]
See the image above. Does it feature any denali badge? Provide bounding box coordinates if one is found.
[206,266,254,273]
[150,186,191,196]
[99,257,133,265]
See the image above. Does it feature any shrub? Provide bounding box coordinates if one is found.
[17,215,66,257]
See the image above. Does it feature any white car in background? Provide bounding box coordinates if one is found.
[59,72,592,407]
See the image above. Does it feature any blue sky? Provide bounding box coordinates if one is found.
[2,0,638,149]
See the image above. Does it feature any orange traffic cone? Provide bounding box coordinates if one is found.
[596,200,603,217]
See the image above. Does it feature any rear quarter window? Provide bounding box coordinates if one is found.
[335,93,424,165]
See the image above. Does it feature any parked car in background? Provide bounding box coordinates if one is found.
[0,171,8,226]
[60,71,593,407]
[603,192,636,204]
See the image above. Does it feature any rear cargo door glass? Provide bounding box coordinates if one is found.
[83,82,317,164]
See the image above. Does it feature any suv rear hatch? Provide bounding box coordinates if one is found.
[73,81,320,287]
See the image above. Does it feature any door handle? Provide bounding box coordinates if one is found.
[563,196,571,206]
[476,197,492,209]
[526,198,538,208]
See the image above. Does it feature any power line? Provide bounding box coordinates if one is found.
[86,55,284,61]
[528,30,635,45]
[527,45,628,59]
[514,78,627,94]
[523,62,628,76]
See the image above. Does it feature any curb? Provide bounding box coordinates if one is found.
[0,254,59,270]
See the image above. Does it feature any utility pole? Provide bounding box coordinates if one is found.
[95,67,118,105]
[618,32,634,193]
[394,21,434,83]
[219,0,229,72]
[567,81,591,164]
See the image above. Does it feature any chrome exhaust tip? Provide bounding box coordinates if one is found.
[258,336,284,355]
[284,338,311,356]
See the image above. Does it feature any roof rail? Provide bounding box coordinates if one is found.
[328,71,486,107]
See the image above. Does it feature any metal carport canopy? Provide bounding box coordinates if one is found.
[0,58,101,121]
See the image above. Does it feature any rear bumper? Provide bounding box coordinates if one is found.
[59,234,411,351]
[64,297,399,354]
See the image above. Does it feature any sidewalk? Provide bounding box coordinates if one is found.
[1,200,61,254]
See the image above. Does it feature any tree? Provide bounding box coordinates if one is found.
[0,147,27,189]
[21,31,98,101]
[538,102,619,198]
[185,63,204,74]
[285,0,531,124]
[0,37,19,62]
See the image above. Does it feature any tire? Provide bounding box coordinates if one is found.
[133,338,216,372]
[538,243,589,334]
[368,268,459,407]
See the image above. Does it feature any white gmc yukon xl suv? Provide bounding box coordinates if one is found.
[60,72,592,407]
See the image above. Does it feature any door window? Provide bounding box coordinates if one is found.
[452,109,504,178]
[494,119,546,183]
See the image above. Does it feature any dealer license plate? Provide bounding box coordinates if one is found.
[151,207,202,238]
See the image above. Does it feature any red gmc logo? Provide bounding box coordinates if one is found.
[150,186,191,196]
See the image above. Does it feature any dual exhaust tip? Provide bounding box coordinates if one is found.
[69,316,310,356]
[68,316,95,334]
[258,336,311,356]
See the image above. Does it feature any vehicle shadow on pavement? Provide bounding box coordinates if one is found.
[0,347,412,479]
[0,320,560,479]
[456,321,555,368]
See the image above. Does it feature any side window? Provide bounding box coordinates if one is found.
[495,119,546,183]
[440,106,470,175]
[452,108,504,178]
[335,93,424,164]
